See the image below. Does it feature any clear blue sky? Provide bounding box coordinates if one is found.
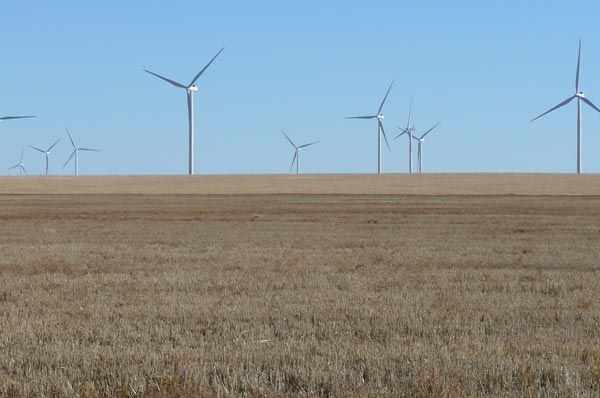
[2,1,600,175]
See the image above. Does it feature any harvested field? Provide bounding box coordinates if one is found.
[1,173,600,195]
[1,175,600,397]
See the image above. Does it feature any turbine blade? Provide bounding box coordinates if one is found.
[143,69,186,88]
[8,164,20,170]
[289,151,298,173]
[530,96,576,122]
[379,121,391,152]
[21,165,27,175]
[47,138,61,152]
[63,150,76,169]
[29,145,45,153]
[65,128,76,148]
[298,141,319,149]
[406,95,413,129]
[189,47,225,87]
[19,148,24,163]
[0,116,36,121]
[582,97,600,114]
[576,39,581,92]
[377,80,394,114]
[281,131,297,148]
[78,148,100,152]
[420,122,441,139]
[394,127,408,140]
[345,115,376,119]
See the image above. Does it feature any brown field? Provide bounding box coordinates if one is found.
[1,175,600,397]
[2,173,600,195]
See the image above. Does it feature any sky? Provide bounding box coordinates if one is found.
[2,1,600,175]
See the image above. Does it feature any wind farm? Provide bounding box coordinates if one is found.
[2,3,600,397]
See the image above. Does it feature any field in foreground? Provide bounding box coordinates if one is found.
[1,190,600,396]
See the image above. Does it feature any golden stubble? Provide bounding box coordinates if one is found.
[1,193,599,397]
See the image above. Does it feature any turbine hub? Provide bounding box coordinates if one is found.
[377,114,384,120]
[188,85,199,92]
[577,92,585,98]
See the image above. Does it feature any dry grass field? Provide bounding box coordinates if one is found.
[1,175,600,397]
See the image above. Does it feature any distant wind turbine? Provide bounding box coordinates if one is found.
[411,122,441,173]
[8,148,27,176]
[530,39,600,173]
[281,131,318,175]
[29,139,60,176]
[144,47,224,175]
[346,81,394,173]
[63,128,100,175]
[394,96,415,173]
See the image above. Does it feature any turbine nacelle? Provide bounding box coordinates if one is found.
[188,85,199,92]
[576,92,585,99]
[376,113,384,120]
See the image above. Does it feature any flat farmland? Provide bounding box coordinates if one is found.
[1,175,600,397]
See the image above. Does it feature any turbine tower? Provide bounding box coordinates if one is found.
[281,131,318,175]
[29,139,60,176]
[63,128,100,176]
[395,96,415,173]
[8,148,27,176]
[346,81,394,173]
[144,47,224,175]
[411,122,441,173]
[530,39,600,173]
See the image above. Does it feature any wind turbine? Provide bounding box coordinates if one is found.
[7,148,27,176]
[63,128,100,176]
[345,81,394,173]
[29,139,60,176]
[281,131,319,175]
[144,47,224,175]
[530,39,600,173]
[411,122,441,173]
[394,96,415,173]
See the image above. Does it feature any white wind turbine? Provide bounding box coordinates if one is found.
[531,39,600,173]
[281,131,319,175]
[345,81,394,173]
[394,96,415,173]
[29,139,60,176]
[411,122,441,173]
[63,128,100,176]
[144,47,224,175]
[8,148,27,176]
